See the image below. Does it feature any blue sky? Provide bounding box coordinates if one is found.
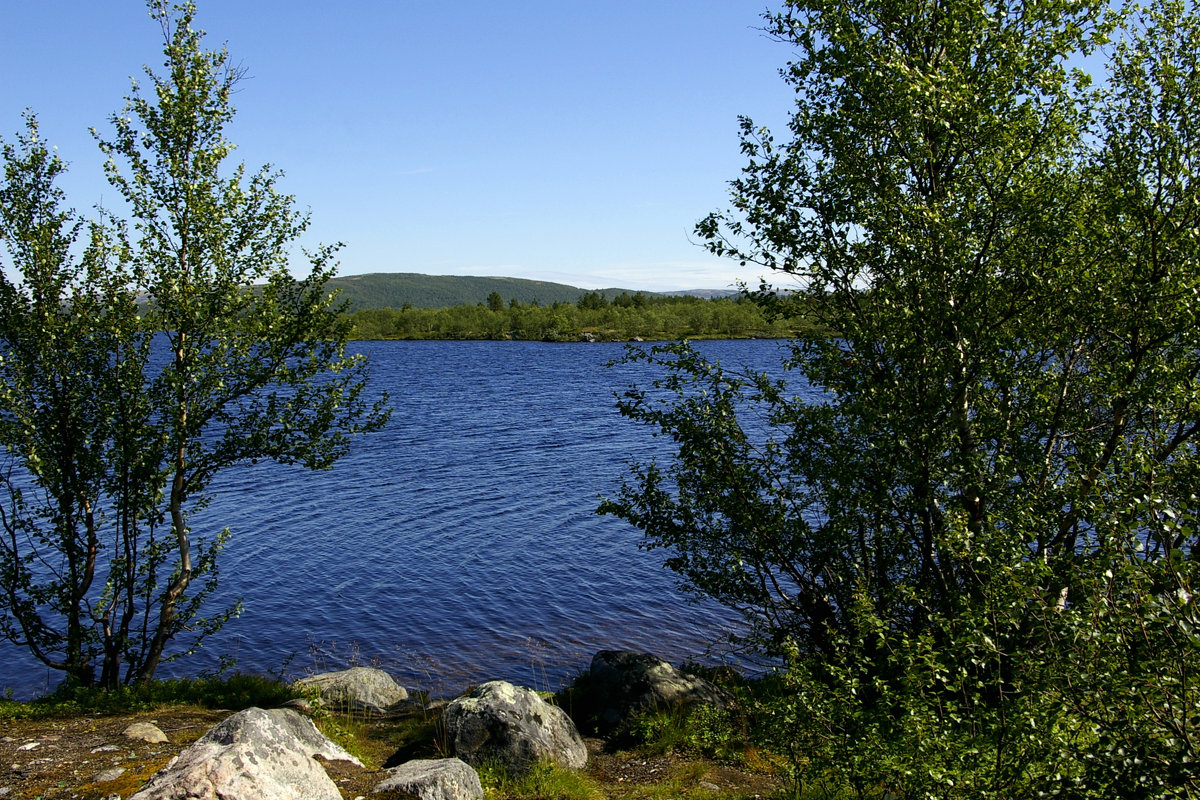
[2,2,797,292]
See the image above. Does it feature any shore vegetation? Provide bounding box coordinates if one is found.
[345,292,819,341]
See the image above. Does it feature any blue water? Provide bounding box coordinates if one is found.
[0,339,799,699]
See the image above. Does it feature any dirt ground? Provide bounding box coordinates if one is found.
[1,708,225,799]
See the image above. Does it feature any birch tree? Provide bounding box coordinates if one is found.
[0,1,389,689]
[604,0,1200,794]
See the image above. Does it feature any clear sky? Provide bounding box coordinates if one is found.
[2,2,798,292]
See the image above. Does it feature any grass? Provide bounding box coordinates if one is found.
[0,672,302,720]
[611,762,713,800]
[314,701,448,770]
[623,704,748,762]
[478,760,608,800]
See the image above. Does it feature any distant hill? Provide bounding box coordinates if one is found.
[326,272,685,311]
[674,288,742,299]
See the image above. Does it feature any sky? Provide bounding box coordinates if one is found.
[1,1,799,292]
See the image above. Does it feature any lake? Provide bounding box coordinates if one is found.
[0,338,800,699]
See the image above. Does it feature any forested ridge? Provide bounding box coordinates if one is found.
[326,271,697,311]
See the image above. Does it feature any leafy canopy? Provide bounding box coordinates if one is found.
[0,0,389,690]
[603,0,1200,795]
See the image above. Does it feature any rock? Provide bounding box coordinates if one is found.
[582,650,733,732]
[295,666,408,713]
[123,722,168,744]
[94,768,127,783]
[372,757,482,800]
[128,707,363,800]
[441,681,586,774]
[282,697,315,715]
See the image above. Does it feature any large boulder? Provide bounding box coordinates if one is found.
[581,650,733,732]
[129,707,363,800]
[295,666,409,713]
[441,680,587,774]
[373,757,483,800]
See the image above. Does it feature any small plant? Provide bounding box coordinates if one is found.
[686,705,742,761]
[624,704,746,763]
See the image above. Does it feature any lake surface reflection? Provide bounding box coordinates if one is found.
[0,339,800,698]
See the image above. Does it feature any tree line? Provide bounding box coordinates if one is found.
[345,291,816,341]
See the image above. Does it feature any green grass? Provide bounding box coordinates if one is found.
[0,672,302,720]
[624,704,747,762]
[477,760,607,800]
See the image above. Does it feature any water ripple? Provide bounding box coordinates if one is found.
[0,339,798,698]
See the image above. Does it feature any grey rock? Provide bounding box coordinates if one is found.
[296,666,408,713]
[94,767,127,783]
[442,681,586,774]
[123,722,168,744]
[372,757,482,800]
[282,697,315,715]
[129,707,362,800]
[585,650,733,732]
